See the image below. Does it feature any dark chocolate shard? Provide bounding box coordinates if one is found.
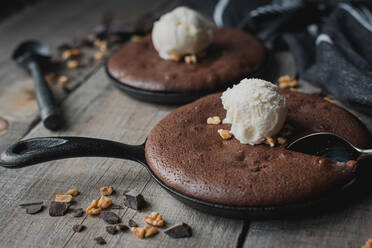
[72,224,85,232]
[49,201,70,217]
[25,204,44,214]
[106,225,118,235]
[101,211,121,224]
[73,208,84,217]
[19,201,43,207]
[164,223,192,238]
[94,236,106,245]
[117,224,129,232]
[128,219,138,227]
[124,190,145,210]
[111,203,123,209]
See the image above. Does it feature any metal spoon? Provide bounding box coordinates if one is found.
[287,132,372,162]
[12,40,63,131]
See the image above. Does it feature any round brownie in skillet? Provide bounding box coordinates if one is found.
[107,28,266,92]
[145,91,369,206]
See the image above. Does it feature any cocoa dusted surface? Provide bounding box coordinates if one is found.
[107,28,266,92]
[145,91,370,206]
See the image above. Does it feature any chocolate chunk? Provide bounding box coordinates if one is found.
[128,219,138,227]
[73,208,84,217]
[111,203,123,209]
[106,225,118,235]
[25,204,43,214]
[164,223,192,238]
[101,211,121,224]
[124,190,145,210]
[72,224,85,232]
[117,224,129,232]
[49,201,70,217]
[94,236,107,245]
[20,202,44,214]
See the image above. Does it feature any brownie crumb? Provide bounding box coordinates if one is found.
[106,225,118,235]
[49,201,70,217]
[72,224,85,232]
[94,236,107,245]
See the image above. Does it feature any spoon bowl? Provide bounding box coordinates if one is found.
[12,40,51,67]
[287,132,372,162]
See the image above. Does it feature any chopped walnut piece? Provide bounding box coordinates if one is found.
[67,60,79,69]
[86,207,101,215]
[168,51,182,62]
[66,188,79,196]
[130,35,146,42]
[362,239,372,248]
[44,72,55,82]
[100,186,113,196]
[99,41,107,52]
[184,55,197,64]
[55,193,73,203]
[131,225,158,239]
[207,116,221,125]
[62,49,81,60]
[218,129,233,140]
[93,40,107,52]
[98,195,112,209]
[94,51,104,60]
[265,137,276,147]
[277,137,287,145]
[323,97,333,103]
[58,75,69,85]
[86,199,101,215]
[144,212,164,227]
[278,75,298,89]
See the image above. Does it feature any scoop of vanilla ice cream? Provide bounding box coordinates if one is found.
[221,78,287,145]
[151,6,214,60]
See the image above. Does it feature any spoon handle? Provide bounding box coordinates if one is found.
[0,137,145,169]
[358,148,372,157]
[28,60,63,130]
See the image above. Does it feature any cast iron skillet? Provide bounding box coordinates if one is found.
[104,50,268,105]
[0,136,360,219]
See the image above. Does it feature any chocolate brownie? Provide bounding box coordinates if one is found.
[145,91,369,206]
[107,28,266,92]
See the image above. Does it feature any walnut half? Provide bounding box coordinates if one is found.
[144,212,164,227]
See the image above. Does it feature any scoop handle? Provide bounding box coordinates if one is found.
[0,137,145,169]
[28,60,63,130]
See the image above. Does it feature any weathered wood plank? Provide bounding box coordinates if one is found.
[0,0,174,153]
[0,67,245,248]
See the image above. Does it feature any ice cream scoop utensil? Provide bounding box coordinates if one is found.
[287,132,372,161]
[12,40,63,130]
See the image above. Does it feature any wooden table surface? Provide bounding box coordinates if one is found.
[0,1,371,247]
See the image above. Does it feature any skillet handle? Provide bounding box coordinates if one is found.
[0,137,145,169]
